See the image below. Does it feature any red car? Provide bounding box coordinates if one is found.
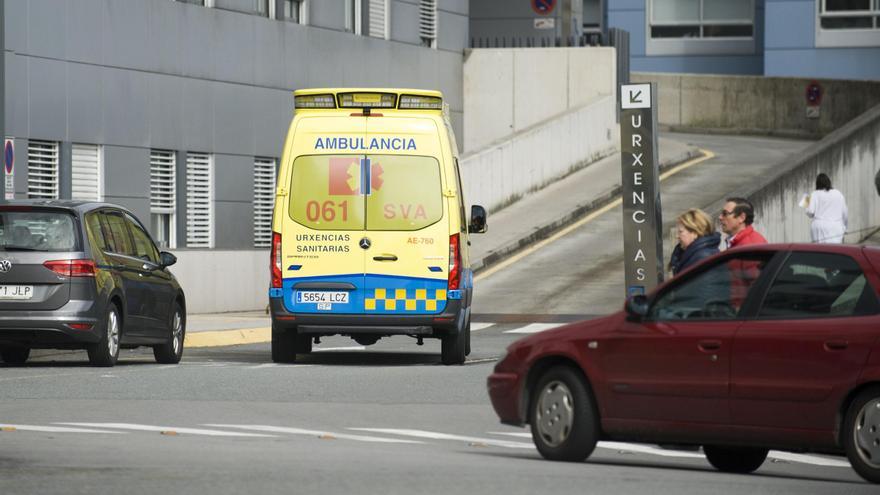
[488,244,880,483]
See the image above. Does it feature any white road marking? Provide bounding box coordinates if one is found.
[488,431,530,438]
[767,451,851,468]
[204,424,423,444]
[349,428,534,449]
[487,433,850,467]
[470,323,495,331]
[503,323,559,334]
[56,423,274,438]
[599,441,704,459]
[314,346,366,352]
[248,363,279,369]
[465,357,498,364]
[0,424,126,434]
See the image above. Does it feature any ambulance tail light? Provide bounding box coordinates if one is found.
[294,94,336,109]
[399,94,443,110]
[448,234,461,290]
[271,232,283,289]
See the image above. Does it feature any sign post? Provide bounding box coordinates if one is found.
[619,83,663,297]
[4,138,13,200]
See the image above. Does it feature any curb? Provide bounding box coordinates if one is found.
[471,147,703,274]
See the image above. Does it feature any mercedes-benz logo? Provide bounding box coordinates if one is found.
[0,260,11,273]
[359,238,371,250]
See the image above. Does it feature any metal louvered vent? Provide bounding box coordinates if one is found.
[27,140,60,200]
[71,144,101,202]
[369,0,388,39]
[253,157,276,248]
[186,153,213,248]
[419,0,437,48]
[150,150,176,214]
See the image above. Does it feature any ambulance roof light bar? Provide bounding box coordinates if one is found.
[337,92,397,109]
[398,94,443,110]
[294,94,336,109]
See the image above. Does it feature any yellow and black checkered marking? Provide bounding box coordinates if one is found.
[365,288,447,312]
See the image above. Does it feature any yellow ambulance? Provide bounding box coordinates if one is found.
[269,89,487,365]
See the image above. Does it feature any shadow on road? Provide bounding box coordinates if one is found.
[14,344,498,368]
[465,450,867,485]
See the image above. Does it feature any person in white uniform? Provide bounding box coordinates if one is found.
[806,173,848,244]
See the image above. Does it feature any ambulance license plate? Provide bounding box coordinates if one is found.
[0,285,33,300]
[296,291,349,305]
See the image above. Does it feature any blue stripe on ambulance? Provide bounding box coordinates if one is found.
[274,274,449,314]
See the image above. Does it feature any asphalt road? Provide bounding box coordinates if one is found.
[1,134,871,494]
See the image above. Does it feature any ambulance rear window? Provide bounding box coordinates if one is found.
[289,155,367,231]
[365,155,442,231]
[288,154,442,232]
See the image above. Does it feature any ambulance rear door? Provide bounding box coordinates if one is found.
[281,119,367,314]
[361,119,449,315]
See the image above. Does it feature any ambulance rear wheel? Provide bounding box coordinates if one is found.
[271,325,312,363]
[441,329,466,365]
[464,320,472,357]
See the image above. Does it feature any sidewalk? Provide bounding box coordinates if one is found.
[180,135,700,346]
[469,136,699,271]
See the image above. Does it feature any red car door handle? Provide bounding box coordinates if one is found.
[824,340,849,351]
[698,340,722,352]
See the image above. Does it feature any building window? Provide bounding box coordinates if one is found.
[186,152,213,249]
[255,0,269,16]
[27,140,59,200]
[150,150,177,249]
[71,144,102,202]
[282,0,306,24]
[820,0,879,29]
[253,157,276,248]
[368,0,389,39]
[583,0,602,33]
[817,0,880,47]
[419,0,437,48]
[650,0,754,39]
[345,0,362,34]
[646,0,756,55]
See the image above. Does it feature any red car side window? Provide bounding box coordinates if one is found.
[758,252,880,318]
[649,253,773,321]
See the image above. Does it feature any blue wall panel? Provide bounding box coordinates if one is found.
[765,48,880,80]
[764,1,815,50]
[608,10,646,56]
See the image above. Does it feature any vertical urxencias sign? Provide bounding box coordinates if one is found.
[620,83,663,297]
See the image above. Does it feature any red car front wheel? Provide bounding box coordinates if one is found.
[529,365,599,462]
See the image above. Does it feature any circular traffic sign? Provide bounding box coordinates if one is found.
[532,0,556,15]
[4,140,13,175]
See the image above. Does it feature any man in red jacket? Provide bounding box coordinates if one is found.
[719,197,767,248]
[719,197,767,308]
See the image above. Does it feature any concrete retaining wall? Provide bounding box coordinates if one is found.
[459,95,618,213]
[463,47,616,152]
[632,73,880,139]
[730,104,880,244]
[168,250,268,314]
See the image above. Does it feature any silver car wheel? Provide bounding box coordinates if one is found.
[107,310,119,357]
[536,380,574,448]
[171,311,182,355]
[854,398,880,469]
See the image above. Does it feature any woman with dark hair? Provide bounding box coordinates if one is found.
[806,173,848,243]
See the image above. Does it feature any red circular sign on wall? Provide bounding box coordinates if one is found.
[531,0,557,15]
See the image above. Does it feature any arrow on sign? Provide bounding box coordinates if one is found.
[629,90,643,104]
